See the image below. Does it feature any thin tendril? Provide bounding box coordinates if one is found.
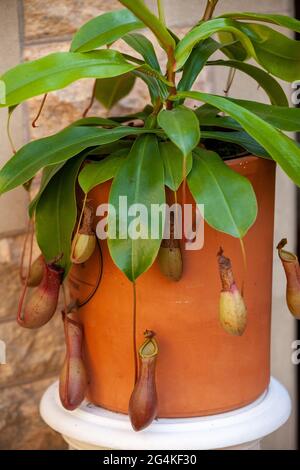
[82,81,97,118]
[32,93,48,128]
[18,220,34,322]
[71,194,87,261]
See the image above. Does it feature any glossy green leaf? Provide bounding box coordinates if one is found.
[239,23,300,82]
[0,126,161,195]
[225,98,300,132]
[218,33,249,61]
[123,33,161,72]
[175,18,256,69]
[201,130,270,158]
[35,156,85,275]
[158,106,200,156]
[188,148,257,238]
[194,103,219,120]
[79,150,128,194]
[159,142,193,191]
[118,0,175,52]
[0,50,138,108]
[175,91,300,187]
[108,135,165,281]
[220,12,300,33]
[201,116,242,130]
[95,73,136,110]
[70,117,120,127]
[208,60,288,106]
[70,9,144,52]
[28,162,65,218]
[178,38,220,92]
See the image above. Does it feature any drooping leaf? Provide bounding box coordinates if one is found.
[79,150,128,194]
[123,33,161,72]
[225,98,300,131]
[70,117,120,127]
[207,60,288,106]
[188,148,257,238]
[201,116,242,130]
[220,12,300,34]
[194,103,219,120]
[0,50,138,107]
[175,18,256,69]
[95,73,136,110]
[28,162,66,218]
[218,32,249,61]
[158,106,200,156]
[35,156,85,275]
[0,126,161,194]
[175,91,300,187]
[133,69,168,103]
[239,23,300,82]
[118,0,175,52]
[70,9,144,52]
[159,142,193,191]
[108,135,165,281]
[178,38,220,92]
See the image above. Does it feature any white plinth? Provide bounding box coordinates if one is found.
[40,377,291,450]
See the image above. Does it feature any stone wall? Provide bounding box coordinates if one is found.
[0,0,297,450]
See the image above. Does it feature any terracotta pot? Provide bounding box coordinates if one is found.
[69,155,276,417]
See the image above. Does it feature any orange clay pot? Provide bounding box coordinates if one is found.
[69,156,276,418]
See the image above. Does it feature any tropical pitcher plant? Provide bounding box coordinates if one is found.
[1,0,300,431]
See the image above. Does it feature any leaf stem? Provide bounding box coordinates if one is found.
[201,0,219,21]
[157,0,166,25]
[166,51,177,109]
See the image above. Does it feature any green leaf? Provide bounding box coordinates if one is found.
[0,126,161,195]
[1,50,138,107]
[159,142,193,191]
[70,9,144,52]
[188,148,257,238]
[108,135,165,281]
[70,117,120,127]
[79,150,128,194]
[95,73,136,110]
[158,106,200,156]
[175,18,256,69]
[194,103,219,120]
[35,156,85,275]
[28,162,65,218]
[225,98,300,132]
[201,130,270,158]
[178,38,220,92]
[118,0,175,52]
[175,91,300,187]
[201,116,242,130]
[123,33,161,72]
[133,69,168,103]
[220,12,300,33]
[218,33,249,61]
[207,60,288,106]
[239,23,300,82]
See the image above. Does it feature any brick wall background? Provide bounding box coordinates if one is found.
[0,0,297,450]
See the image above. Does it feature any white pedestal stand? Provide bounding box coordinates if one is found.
[40,377,291,450]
